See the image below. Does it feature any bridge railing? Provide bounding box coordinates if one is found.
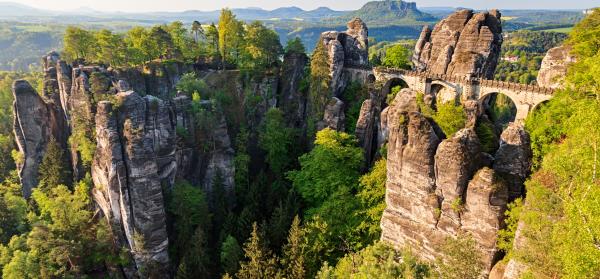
[374,67,556,95]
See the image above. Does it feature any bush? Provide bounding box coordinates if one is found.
[432,101,466,137]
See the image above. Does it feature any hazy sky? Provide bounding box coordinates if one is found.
[11,0,598,12]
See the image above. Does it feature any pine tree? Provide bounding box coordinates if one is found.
[235,223,279,279]
[220,235,242,275]
[38,136,71,193]
[281,216,306,279]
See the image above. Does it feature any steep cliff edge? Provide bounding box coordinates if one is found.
[412,9,503,79]
[379,89,531,274]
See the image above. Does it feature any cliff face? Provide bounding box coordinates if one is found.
[379,90,531,274]
[412,9,503,79]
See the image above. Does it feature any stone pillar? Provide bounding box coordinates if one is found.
[514,103,531,122]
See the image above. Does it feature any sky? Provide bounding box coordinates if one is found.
[9,0,599,13]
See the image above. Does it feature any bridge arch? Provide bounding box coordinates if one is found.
[479,92,518,128]
[430,81,459,105]
[383,77,409,104]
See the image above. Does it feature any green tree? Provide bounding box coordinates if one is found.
[382,44,411,69]
[220,235,243,275]
[94,29,126,66]
[284,37,306,55]
[356,159,387,242]
[288,128,363,207]
[235,223,279,279]
[432,101,466,137]
[37,137,71,193]
[63,26,95,61]
[242,21,283,70]
[309,40,332,120]
[167,181,210,266]
[218,9,245,65]
[281,216,305,279]
[317,241,429,279]
[259,108,295,177]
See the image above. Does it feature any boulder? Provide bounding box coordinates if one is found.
[494,123,532,200]
[319,97,345,131]
[537,45,576,89]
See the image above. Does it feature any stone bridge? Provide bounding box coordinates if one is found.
[372,67,556,120]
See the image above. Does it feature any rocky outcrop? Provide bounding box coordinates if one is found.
[279,52,309,130]
[537,45,576,89]
[319,17,369,97]
[380,89,524,275]
[92,92,173,276]
[318,97,345,131]
[412,9,503,79]
[493,123,532,200]
[12,80,66,197]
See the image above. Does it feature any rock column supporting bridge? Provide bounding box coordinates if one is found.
[373,67,555,120]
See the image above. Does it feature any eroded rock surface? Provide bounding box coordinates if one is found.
[380,89,521,275]
[537,45,576,89]
[92,92,173,275]
[318,97,345,131]
[412,9,503,79]
[494,123,532,200]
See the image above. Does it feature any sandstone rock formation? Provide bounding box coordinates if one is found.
[537,45,576,89]
[380,88,531,275]
[279,52,309,130]
[494,123,532,200]
[13,80,67,197]
[412,9,503,79]
[92,92,173,275]
[318,97,345,131]
[319,17,369,97]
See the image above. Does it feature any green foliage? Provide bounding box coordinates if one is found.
[386,85,403,105]
[288,128,363,207]
[176,72,208,96]
[37,137,71,193]
[166,180,210,267]
[381,44,411,69]
[317,241,429,279]
[356,159,387,242]
[0,178,116,278]
[475,119,499,154]
[220,235,243,276]
[342,82,369,134]
[495,30,567,84]
[497,198,523,257]
[63,26,95,61]
[434,235,485,279]
[432,100,466,137]
[219,8,246,65]
[0,186,27,244]
[309,40,332,119]
[505,9,600,278]
[281,216,305,279]
[284,37,306,55]
[241,21,283,71]
[259,108,295,177]
[236,223,279,279]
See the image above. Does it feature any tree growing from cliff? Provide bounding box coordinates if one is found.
[309,41,332,121]
[37,137,71,193]
[284,38,306,55]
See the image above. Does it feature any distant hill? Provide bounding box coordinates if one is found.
[330,0,436,25]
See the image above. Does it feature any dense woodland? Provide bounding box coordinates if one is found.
[0,6,598,279]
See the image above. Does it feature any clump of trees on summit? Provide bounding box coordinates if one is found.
[63,8,285,72]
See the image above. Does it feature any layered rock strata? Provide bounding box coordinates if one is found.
[412,9,503,79]
[380,89,531,274]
